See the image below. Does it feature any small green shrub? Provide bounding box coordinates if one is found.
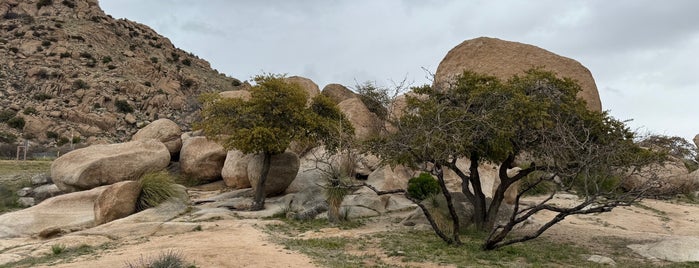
[7,117,25,130]
[150,57,158,64]
[46,131,59,140]
[23,107,38,115]
[41,40,52,47]
[137,171,182,211]
[114,99,134,113]
[181,58,191,66]
[59,52,71,58]
[72,79,89,89]
[72,136,81,144]
[144,81,152,87]
[407,173,440,201]
[34,93,54,101]
[101,56,112,64]
[51,244,65,255]
[0,131,17,144]
[61,0,76,8]
[0,110,16,122]
[57,136,70,146]
[36,0,53,9]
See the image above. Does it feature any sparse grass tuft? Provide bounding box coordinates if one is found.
[51,244,66,255]
[123,250,196,268]
[137,171,183,211]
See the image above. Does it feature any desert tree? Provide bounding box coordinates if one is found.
[366,69,662,249]
[196,74,351,211]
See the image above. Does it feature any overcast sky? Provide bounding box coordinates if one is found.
[100,0,699,141]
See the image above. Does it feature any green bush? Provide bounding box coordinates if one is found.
[7,117,25,130]
[407,173,440,201]
[101,56,112,64]
[181,58,191,66]
[137,171,182,211]
[41,40,52,47]
[57,136,70,146]
[72,79,89,89]
[115,99,134,113]
[0,110,16,122]
[59,52,71,58]
[46,131,59,140]
[0,131,17,144]
[150,57,158,64]
[23,107,38,115]
[33,93,54,101]
[72,136,81,144]
[61,0,76,8]
[36,0,52,9]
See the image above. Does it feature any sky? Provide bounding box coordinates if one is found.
[100,0,699,141]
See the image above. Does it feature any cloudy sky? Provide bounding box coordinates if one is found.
[100,0,699,141]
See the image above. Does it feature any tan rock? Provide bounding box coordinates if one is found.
[180,136,226,182]
[434,37,602,111]
[365,165,418,192]
[93,181,141,225]
[337,98,382,140]
[285,76,320,102]
[221,150,252,189]
[124,113,136,125]
[51,140,170,192]
[248,152,300,196]
[321,83,356,104]
[132,118,182,155]
[623,156,696,196]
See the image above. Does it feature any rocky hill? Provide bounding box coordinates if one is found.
[0,0,240,146]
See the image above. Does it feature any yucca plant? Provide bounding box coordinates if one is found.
[137,171,183,211]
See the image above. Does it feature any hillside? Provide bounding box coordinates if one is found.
[0,0,240,147]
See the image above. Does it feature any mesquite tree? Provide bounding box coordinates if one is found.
[196,74,351,211]
[367,69,661,249]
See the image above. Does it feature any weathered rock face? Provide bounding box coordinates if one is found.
[0,0,239,145]
[179,136,226,182]
[0,185,108,239]
[132,118,182,155]
[365,165,417,192]
[434,37,601,111]
[337,98,382,140]
[51,139,170,192]
[321,84,356,104]
[284,76,320,102]
[93,181,142,225]
[248,152,300,197]
[221,150,252,189]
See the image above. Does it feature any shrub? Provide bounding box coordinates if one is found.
[36,0,53,9]
[46,131,59,140]
[9,47,19,53]
[51,244,66,255]
[23,107,38,115]
[57,136,70,146]
[0,131,16,144]
[181,78,195,88]
[137,171,182,211]
[407,173,440,201]
[72,79,89,89]
[101,56,112,64]
[79,52,92,59]
[61,0,76,8]
[114,99,134,113]
[124,250,194,268]
[41,40,52,47]
[0,110,16,122]
[7,117,25,130]
[150,57,158,64]
[59,52,71,58]
[144,81,152,87]
[181,58,191,66]
[72,136,81,144]
[33,93,54,101]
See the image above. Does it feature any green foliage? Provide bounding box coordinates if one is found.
[137,171,182,211]
[638,135,698,172]
[22,107,37,115]
[356,81,391,120]
[51,244,66,255]
[59,52,71,58]
[0,184,20,213]
[407,173,440,200]
[124,250,195,268]
[181,58,191,66]
[115,99,134,113]
[101,56,112,64]
[7,117,25,130]
[57,136,70,146]
[0,110,16,122]
[150,57,158,64]
[72,79,89,89]
[72,136,81,144]
[61,0,76,8]
[41,40,51,47]
[0,131,16,144]
[36,0,52,9]
[33,93,53,101]
[46,131,59,140]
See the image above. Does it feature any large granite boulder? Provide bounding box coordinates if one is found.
[285,76,320,102]
[51,140,170,192]
[434,37,601,111]
[248,152,300,196]
[321,83,356,104]
[93,181,142,225]
[0,186,108,238]
[132,118,183,155]
[179,136,227,182]
[337,98,382,140]
[221,150,253,189]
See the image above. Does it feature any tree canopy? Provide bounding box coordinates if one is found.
[367,69,661,249]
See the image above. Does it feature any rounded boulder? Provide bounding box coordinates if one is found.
[248,152,300,197]
[132,118,183,155]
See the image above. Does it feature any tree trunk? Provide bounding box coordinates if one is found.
[468,152,488,230]
[251,152,272,211]
[435,163,461,245]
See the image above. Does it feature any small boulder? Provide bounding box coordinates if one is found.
[30,173,52,186]
[337,98,382,140]
[93,181,142,225]
[180,136,226,182]
[321,83,356,104]
[132,118,183,155]
[51,140,170,192]
[221,150,252,189]
[248,152,300,196]
[33,184,63,202]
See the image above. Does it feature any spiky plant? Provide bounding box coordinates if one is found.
[137,171,182,211]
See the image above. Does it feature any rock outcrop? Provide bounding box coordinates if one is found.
[179,136,226,182]
[434,37,601,111]
[0,0,239,145]
[321,84,356,104]
[248,152,300,196]
[93,180,141,225]
[51,139,170,192]
[337,98,382,140]
[132,118,182,155]
[221,150,252,189]
[285,76,320,102]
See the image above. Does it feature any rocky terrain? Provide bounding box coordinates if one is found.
[0,0,240,146]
